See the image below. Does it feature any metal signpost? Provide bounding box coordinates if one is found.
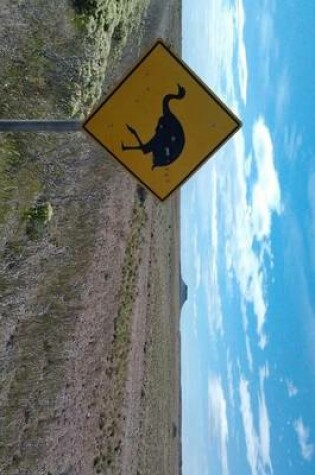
[0,120,81,132]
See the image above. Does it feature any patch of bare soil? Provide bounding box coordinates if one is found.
[0,0,182,474]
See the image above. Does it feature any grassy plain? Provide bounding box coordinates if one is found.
[0,1,182,473]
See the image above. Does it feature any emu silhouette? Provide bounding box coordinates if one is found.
[121,84,186,170]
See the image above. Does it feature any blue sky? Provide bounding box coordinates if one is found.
[180,1,315,474]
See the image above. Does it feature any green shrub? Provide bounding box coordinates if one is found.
[71,0,97,14]
[25,202,53,240]
[112,20,128,41]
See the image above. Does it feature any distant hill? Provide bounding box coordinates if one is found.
[179,273,188,309]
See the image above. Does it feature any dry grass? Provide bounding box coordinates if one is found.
[93,199,147,473]
[135,197,181,475]
[0,1,150,473]
[0,0,182,473]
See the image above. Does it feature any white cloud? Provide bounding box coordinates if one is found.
[205,0,247,108]
[192,226,201,289]
[286,379,298,398]
[259,363,269,381]
[192,296,198,338]
[259,333,268,351]
[208,376,229,475]
[258,366,272,471]
[241,301,255,371]
[207,170,224,335]
[245,335,254,372]
[294,418,314,462]
[206,0,236,100]
[193,162,212,238]
[180,185,197,276]
[239,368,273,475]
[283,123,303,161]
[221,117,281,349]
[275,69,290,124]
[205,261,224,336]
[195,251,201,289]
[210,168,218,254]
[258,0,278,88]
[227,351,235,409]
[236,0,248,104]
[193,166,224,338]
[251,117,282,241]
[258,398,271,469]
[239,377,260,475]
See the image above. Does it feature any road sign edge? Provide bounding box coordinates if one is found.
[81,37,243,200]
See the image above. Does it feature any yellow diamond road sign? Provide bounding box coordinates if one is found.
[83,40,241,201]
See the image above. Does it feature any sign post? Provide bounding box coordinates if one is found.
[0,120,81,132]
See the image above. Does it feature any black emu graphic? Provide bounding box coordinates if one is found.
[121,84,186,170]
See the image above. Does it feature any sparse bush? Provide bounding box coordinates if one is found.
[25,202,53,240]
[93,455,100,466]
[112,20,128,41]
[136,184,147,205]
[71,0,97,15]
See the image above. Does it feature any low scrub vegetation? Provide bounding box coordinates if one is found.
[24,202,53,240]
[69,0,149,117]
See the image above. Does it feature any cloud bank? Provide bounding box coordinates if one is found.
[223,117,281,348]
[294,418,314,462]
[239,367,273,474]
[286,379,298,398]
[208,376,229,475]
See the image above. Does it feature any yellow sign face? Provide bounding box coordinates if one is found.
[83,40,241,201]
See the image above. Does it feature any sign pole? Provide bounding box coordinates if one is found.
[0,120,82,132]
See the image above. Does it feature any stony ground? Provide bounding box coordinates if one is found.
[0,1,182,474]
